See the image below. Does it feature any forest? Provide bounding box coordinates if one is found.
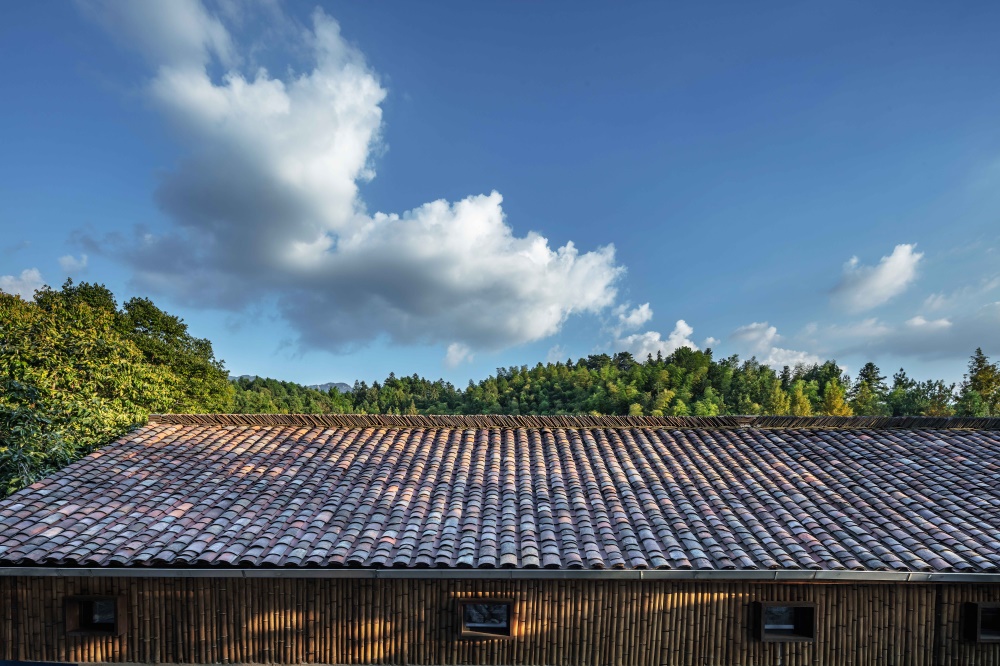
[2,281,999,497]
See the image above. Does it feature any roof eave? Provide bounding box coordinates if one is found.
[2,567,998,583]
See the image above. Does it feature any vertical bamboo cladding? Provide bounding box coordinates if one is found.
[4,577,1000,666]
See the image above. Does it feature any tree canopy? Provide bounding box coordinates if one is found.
[1,281,231,495]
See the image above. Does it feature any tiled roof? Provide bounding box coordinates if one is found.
[1,415,999,572]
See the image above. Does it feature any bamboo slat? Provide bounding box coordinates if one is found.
[4,576,1000,664]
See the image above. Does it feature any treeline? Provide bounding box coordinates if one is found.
[231,376,352,414]
[327,348,997,419]
[3,281,999,497]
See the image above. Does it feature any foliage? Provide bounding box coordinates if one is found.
[956,348,1000,416]
[235,350,983,421]
[820,378,853,416]
[0,281,230,497]
[849,362,888,415]
[231,376,352,414]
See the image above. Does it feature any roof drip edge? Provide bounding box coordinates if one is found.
[2,567,1000,582]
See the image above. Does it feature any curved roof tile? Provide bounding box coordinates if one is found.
[0,416,999,572]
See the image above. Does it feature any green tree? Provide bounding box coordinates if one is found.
[121,297,234,412]
[886,368,955,416]
[0,290,175,496]
[789,381,813,416]
[763,382,791,415]
[849,362,888,415]
[820,378,854,416]
[957,348,999,416]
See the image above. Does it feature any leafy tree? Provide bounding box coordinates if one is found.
[763,382,791,415]
[918,380,956,417]
[121,297,234,412]
[820,378,853,416]
[886,368,955,416]
[955,388,990,417]
[0,381,71,496]
[789,381,813,416]
[0,289,175,495]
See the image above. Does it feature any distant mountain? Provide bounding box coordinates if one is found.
[309,381,353,394]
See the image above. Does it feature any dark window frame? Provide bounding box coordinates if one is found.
[964,602,1000,643]
[457,598,515,640]
[65,595,125,637]
[753,601,816,643]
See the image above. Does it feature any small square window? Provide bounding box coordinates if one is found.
[459,599,514,639]
[66,596,124,636]
[964,603,1000,643]
[755,602,815,642]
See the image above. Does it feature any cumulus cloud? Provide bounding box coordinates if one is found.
[444,343,474,368]
[617,320,699,359]
[0,268,44,300]
[58,254,88,273]
[730,321,821,369]
[79,2,623,354]
[614,302,653,333]
[832,244,923,312]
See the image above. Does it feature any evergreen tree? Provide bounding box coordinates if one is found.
[957,348,999,416]
[849,362,888,415]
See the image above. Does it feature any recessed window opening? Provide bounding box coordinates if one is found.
[982,607,1000,641]
[459,600,513,639]
[66,596,122,636]
[757,602,815,642]
[966,603,1000,643]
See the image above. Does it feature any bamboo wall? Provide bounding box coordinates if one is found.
[2,576,999,666]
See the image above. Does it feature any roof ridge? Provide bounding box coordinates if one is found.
[146,414,1000,430]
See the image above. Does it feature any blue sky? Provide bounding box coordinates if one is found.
[2,1,999,387]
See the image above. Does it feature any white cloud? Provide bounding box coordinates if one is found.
[617,320,699,359]
[0,268,44,300]
[77,0,236,70]
[730,321,821,369]
[58,254,88,272]
[703,336,720,348]
[832,243,923,312]
[80,3,624,354]
[615,302,653,333]
[444,342,473,368]
[905,315,952,330]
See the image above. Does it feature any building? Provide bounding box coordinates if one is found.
[1,413,999,665]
